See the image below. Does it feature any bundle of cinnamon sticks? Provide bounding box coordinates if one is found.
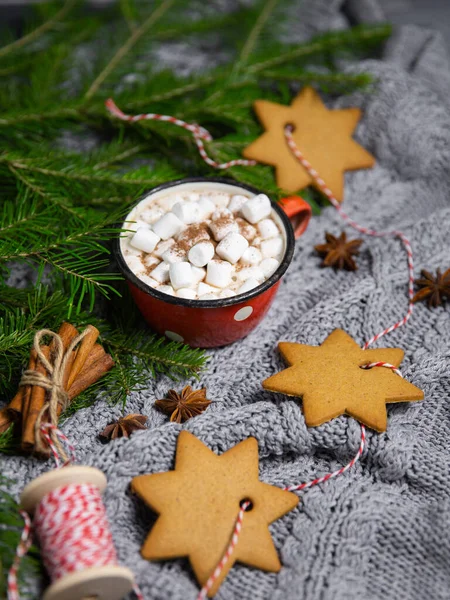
[0,322,114,455]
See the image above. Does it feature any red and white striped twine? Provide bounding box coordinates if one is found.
[105,99,257,170]
[40,422,76,467]
[6,511,32,600]
[284,125,415,349]
[8,425,144,600]
[35,483,119,579]
[197,500,251,600]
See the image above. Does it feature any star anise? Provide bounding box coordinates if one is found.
[100,414,147,441]
[315,231,363,271]
[155,386,211,423]
[412,268,450,308]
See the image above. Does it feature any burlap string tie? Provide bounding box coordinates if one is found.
[19,328,90,459]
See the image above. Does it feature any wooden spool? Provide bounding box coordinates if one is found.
[21,466,135,600]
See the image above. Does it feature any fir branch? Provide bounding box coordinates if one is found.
[0,0,78,60]
[248,23,392,73]
[0,427,15,453]
[234,0,280,73]
[0,476,42,597]
[106,330,207,380]
[261,70,374,92]
[92,143,146,170]
[84,0,177,100]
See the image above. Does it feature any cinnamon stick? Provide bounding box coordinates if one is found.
[67,352,115,401]
[8,389,23,415]
[50,322,79,391]
[22,346,50,451]
[67,325,99,390]
[73,343,105,376]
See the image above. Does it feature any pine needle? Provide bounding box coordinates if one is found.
[0,0,78,59]
[84,0,177,99]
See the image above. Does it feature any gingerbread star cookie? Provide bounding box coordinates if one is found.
[263,329,424,432]
[243,87,375,201]
[131,431,298,596]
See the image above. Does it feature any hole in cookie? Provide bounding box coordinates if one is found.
[285,123,296,133]
[359,364,372,370]
[240,498,254,511]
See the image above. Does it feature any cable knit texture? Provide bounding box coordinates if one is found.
[1,1,450,599]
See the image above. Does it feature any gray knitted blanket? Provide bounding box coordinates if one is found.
[2,1,450,599]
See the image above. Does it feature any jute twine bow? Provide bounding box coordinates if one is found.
[19,328,90,459]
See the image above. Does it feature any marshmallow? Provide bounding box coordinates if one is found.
[138,274,159,288]
[142,254,160,269]
[188,192,200,202]
[240,246,262,266]
[206,260,233,288]
[128,219,150,234]
[228,194,248,213]
[212,208,231,220]
[158,285,175,296]
[161,245,186,264]
[140,206,164,224]
[178,224,210,249]
[158,194,181,212]
[152,213,185,240]
[199,293,218,300]
[197,197,216,220]
[261,236,284,259]
[236,218,257,242]
[241,194,271,224]
[177,288,197,299]
[191,266,206,284]
[260,258,280,278]
[198,282,219,296]
[211,193,229,208]
[169,262,193,290]
[237,278,260,294]
[172,201,201,225]
[130,227,160,253]
[188,241,215,267]
[123,242,141,257]
[237,266,264,283]
[153,238,175,258]
[216,232,248,264]
[125,255,145,274]
[151,261,170,283]
[209,209,239,242]
[257,218,279,239]
[219,289,236,298]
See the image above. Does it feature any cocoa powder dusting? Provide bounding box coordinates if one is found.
[236,217,256,241]
[177,222,210,251]
[209,213,235,238]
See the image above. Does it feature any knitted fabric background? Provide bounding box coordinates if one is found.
[1,1,450,599]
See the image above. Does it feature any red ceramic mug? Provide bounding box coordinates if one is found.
[115,178,311,348]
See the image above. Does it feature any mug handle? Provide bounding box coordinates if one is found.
[279,195,312,239]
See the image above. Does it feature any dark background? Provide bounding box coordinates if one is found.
[1,0,449,50]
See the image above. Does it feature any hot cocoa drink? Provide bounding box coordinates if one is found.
[120,186,285,301]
